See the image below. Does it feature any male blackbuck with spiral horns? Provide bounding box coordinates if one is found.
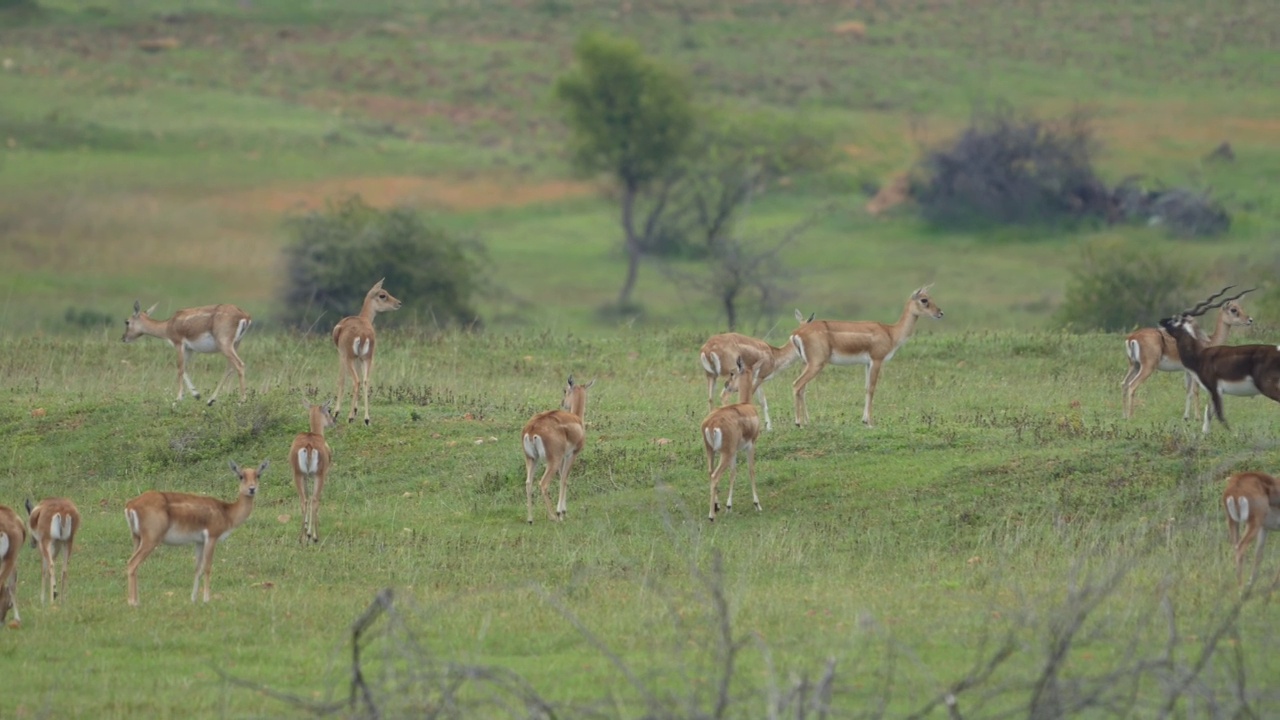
[122,301,253,405]
[25,497,80,604]
[1122,292,1252,420]
[700,309,813,432]
[701,356,762,522]
[333,279,402,425]
[522,376,594,524]
[290,400,337,544]
[124,459,267,606]
[1159,286,1280,434]
[1222,471,1280,587]
[0,504,25,625]
[790,286,944,427]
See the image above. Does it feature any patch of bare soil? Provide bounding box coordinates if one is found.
[210,176,596,215]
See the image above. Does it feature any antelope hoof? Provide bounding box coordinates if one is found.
[708,515,716,522]
[192,391,201,400]
[207,398,217,407]
[364,418,371,427]
[754,502,762,511]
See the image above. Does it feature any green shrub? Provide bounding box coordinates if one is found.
[280,196,486,332]
[1055,239,1200,332]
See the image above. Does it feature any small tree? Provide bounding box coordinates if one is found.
[1055,239,1200,332]
[280,196,485,331]
[555,32,696,308]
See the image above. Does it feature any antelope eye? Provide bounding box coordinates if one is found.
[921,299,930,306]
[379,293,387,299]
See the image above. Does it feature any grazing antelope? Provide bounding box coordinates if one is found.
[0,504,24,625]
[1122,295,1252,419]
[522,376,595,524]
[124,459,268,606]
[25,497,80,604]
[122,300,253,405]
[333,279,402,425]
[701,356,762,522]
[1222,471,1280,587]
[700,309,813,431]
[791,286,945,427]
[290,400,337,544]
[1159,287,1279,434]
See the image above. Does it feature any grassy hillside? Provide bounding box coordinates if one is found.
[1,328,1280,716]
[1,0,1278,331]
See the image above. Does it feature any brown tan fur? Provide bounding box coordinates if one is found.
[332,279,402,425]
[25,497,80,605]
[1222,471,1280,587]
[701,357,762,522]
[122,301,253,405]
[790,286,944,428]
[290,401,337,544]
[1122,300,1252,420]
[522,376,595,524]
[700,309,812,432]
[0,505,25,624]
[124,459,267,607]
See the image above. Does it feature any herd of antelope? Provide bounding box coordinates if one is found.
[2,282,1280,624]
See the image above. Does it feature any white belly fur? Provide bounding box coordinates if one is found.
[1156,358,1184,372]
[184,333,220,353]
[829,351,871,366]
[1218,377,1260,397]
[162,527,209,546]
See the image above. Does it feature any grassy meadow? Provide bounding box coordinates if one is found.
[2,0,1280,717]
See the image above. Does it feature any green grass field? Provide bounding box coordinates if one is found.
[2,0,1280,716]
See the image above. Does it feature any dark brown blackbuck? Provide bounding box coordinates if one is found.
[1159,287,1279,434]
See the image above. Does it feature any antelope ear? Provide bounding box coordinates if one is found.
[300,399,312,410]
[229,459,242,477]
[581,379,596,390]
[145,303,159,316]
[257,459,270,476]
[736,356,746,372]
[132,300,141,315]
[372,278,385,291]
[795,309,804,322]
[566,375,575,387]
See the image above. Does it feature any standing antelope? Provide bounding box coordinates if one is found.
[1159,287,1280,434]
[124,459,268,606]
[333,279,402,425]
[1222,471,1280,587]
[791,286,945,428]
[701,356,762,522]
[0,505,24,625]
[1122,295,1252,419]
[700,310,813,431]
[25,497,80,605]
[522,376,595,524]
[122,301,253,405]
[290,400,336,544]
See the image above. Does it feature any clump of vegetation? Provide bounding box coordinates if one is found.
[1112,177,1231,239]
[280,196,486,332]
[913,106,1111,228]
[63,306,114,329]
[1055,239,1200,332]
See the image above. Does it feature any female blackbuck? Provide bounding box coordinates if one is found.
[1159,287,1279,434]
[290,401,337,544]
[122,301,252,405]
[1222,471,1280,587]
[333,279,402,425]
[25,497,80,604]
[1122,294,1252,419]
[522,376,595,524]
[701,357,762,522]
[700,310,812,432]
[124,459,268,606]
[790,286,944,428]
[0,505,25,625]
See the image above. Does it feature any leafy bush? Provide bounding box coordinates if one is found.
[280,196,486,331]
[1055,239,1201,332]
[1112,177,1231,239]
[914,105,1110,228]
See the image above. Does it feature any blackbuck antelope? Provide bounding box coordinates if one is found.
[25,497,80,604]
[522,376,594,524]
[700,310,813,432]
[122,301,253,405]
[791,286,944,427]
[333,279,402,425]
[1159,287,1279,434]
[124,459,268,606]
[290,401,337,544]
[0,505,25,625]
[1222,471,1280,587]
[1122,294,1252,419]
[701,357,762,522]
